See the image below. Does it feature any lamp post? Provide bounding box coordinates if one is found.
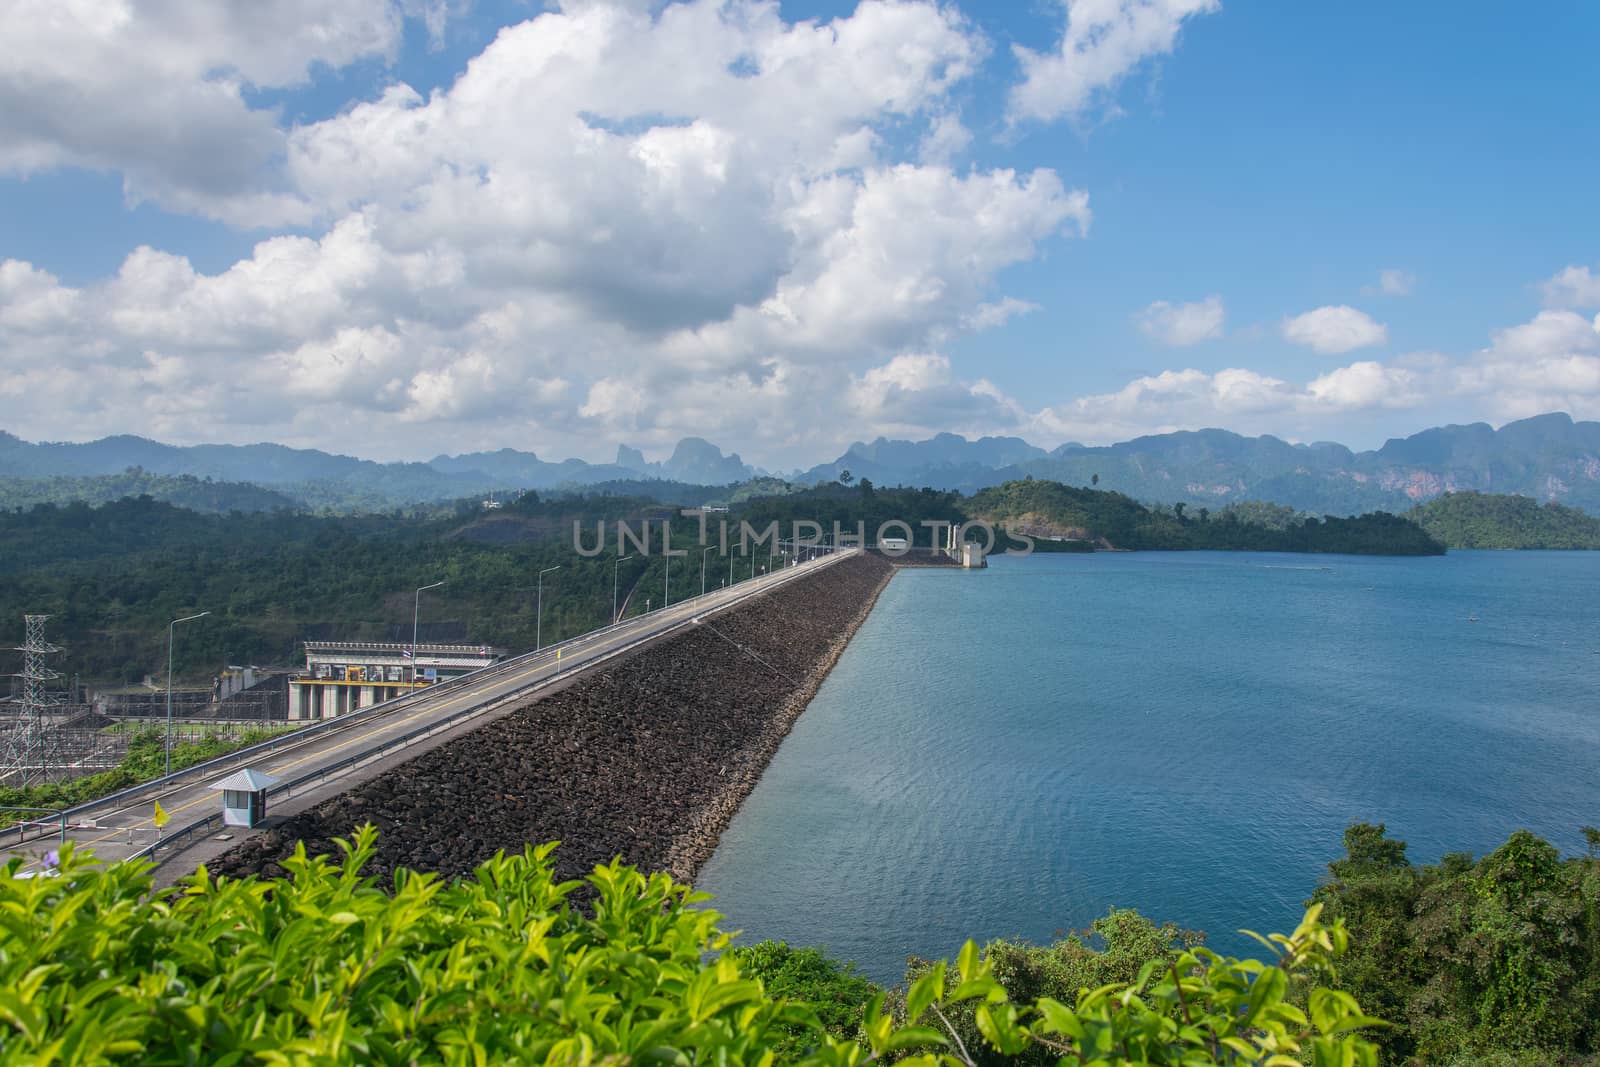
[701,546,714,597]
[536,566,561,650]
[664,552,671,610]
[612,555,632,624]
[412,581,444,685]
[728,550,734,587]
[165,611,210,777]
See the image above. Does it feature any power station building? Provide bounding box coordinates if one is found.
[287,640,506,721]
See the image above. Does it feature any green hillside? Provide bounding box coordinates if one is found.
[966,479,1445,555]
[0,468,298,513]
[1408,490,1600,548]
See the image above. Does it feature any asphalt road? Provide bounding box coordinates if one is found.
[3,549,854,874]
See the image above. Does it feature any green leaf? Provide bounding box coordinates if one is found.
[906,966,943,1025]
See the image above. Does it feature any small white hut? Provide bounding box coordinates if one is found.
[209,767,283,828]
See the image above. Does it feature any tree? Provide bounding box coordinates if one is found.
[1,829,1385,1066]
[1314,823,1600,1062]
[839,469,854,486]
[1091,473,1099,487]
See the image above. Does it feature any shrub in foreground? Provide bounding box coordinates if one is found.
[0,826,1381,1064]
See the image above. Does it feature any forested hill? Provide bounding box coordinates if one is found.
[1408,490,1600,548]
[0,477,1451,684]
[0,469,298,514]
[0,493,696,684]
[965,479,1445,555]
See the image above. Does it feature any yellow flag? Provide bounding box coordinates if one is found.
[153,800,170,829]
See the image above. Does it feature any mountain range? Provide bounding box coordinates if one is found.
[4,412,1600,515]
[797,413,1600,516]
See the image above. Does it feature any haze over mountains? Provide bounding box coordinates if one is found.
[4,413,1600,516]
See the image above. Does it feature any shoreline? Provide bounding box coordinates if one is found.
[663,557,896,882]
[206,553,898,887]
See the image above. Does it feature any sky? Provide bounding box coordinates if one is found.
[2,0,1599,469]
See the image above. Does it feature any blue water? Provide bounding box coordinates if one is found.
[694,551,1600,983]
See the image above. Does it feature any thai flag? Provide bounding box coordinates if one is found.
[402,649,414,659]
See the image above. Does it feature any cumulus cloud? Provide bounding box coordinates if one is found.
[1451,309,1600,422]
[1281,305,1388,354]
[1542,265,1600,310]
[1009,0,1220,125]
[1133,295,1224,346]
[0,0,1093,463]
[1487,309,1600,360]
[0,0,437,224]
[918,112,973,164]
[1305,360,1422,409]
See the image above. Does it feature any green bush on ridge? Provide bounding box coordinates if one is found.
[1311,823,1600,1065]
[0,826,1382,1065]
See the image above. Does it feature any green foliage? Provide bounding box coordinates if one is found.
[1313,824,1600,1064]
[898,909,1205,1065]
[0,728,285,827]
[968,480,1445,555]
[0,495,662,683]
[730,942,879,1055]
[0,468,297,514]
[734,483,968,547]
[0,474,1453,688]
[0,830,1382,1066]
[1408,490,1600,549]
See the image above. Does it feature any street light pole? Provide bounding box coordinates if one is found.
[536,566,561,650]
[165,610,210,777]
[412,581,444,685]
[701,546,714,597]
[665,553,671,610]
[612,555,632,624]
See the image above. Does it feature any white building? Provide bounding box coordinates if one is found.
[287,640,505,720]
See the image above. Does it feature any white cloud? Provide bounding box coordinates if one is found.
[846,352,1017,432]
[1487,309,1600,360]
[1368,268,1415,297]
[818,306,1600,452]
[1541,265,1600,310]
[1455,309,1600,422]
[1281,305,1388,354]
[0,261,81,333]
[1133,294,1224,346]
[0,1,1092,463]
[0,0,437,224]
[1305,360,1422,409]
[918,111,973,164]
[1009,0,1220,125]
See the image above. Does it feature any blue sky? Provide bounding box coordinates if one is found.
[2,0,1598,466]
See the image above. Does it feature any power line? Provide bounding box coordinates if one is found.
[690,616,800,687]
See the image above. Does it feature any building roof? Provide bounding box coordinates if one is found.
[303,640,503,655]
[209,767,283,792]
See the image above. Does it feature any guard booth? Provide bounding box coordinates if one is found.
[209,768,283,828]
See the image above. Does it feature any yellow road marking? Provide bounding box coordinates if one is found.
[29,553,842,860]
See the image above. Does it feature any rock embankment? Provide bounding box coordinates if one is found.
[209,553,894,886]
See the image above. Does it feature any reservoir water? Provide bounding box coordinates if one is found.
[694,550,1600,983]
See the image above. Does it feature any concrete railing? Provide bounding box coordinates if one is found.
[14,549,852,854]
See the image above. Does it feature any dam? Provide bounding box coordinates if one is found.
[206,551,895,885]
[2,549,866,878]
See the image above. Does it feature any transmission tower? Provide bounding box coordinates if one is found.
[1,615,62,786]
